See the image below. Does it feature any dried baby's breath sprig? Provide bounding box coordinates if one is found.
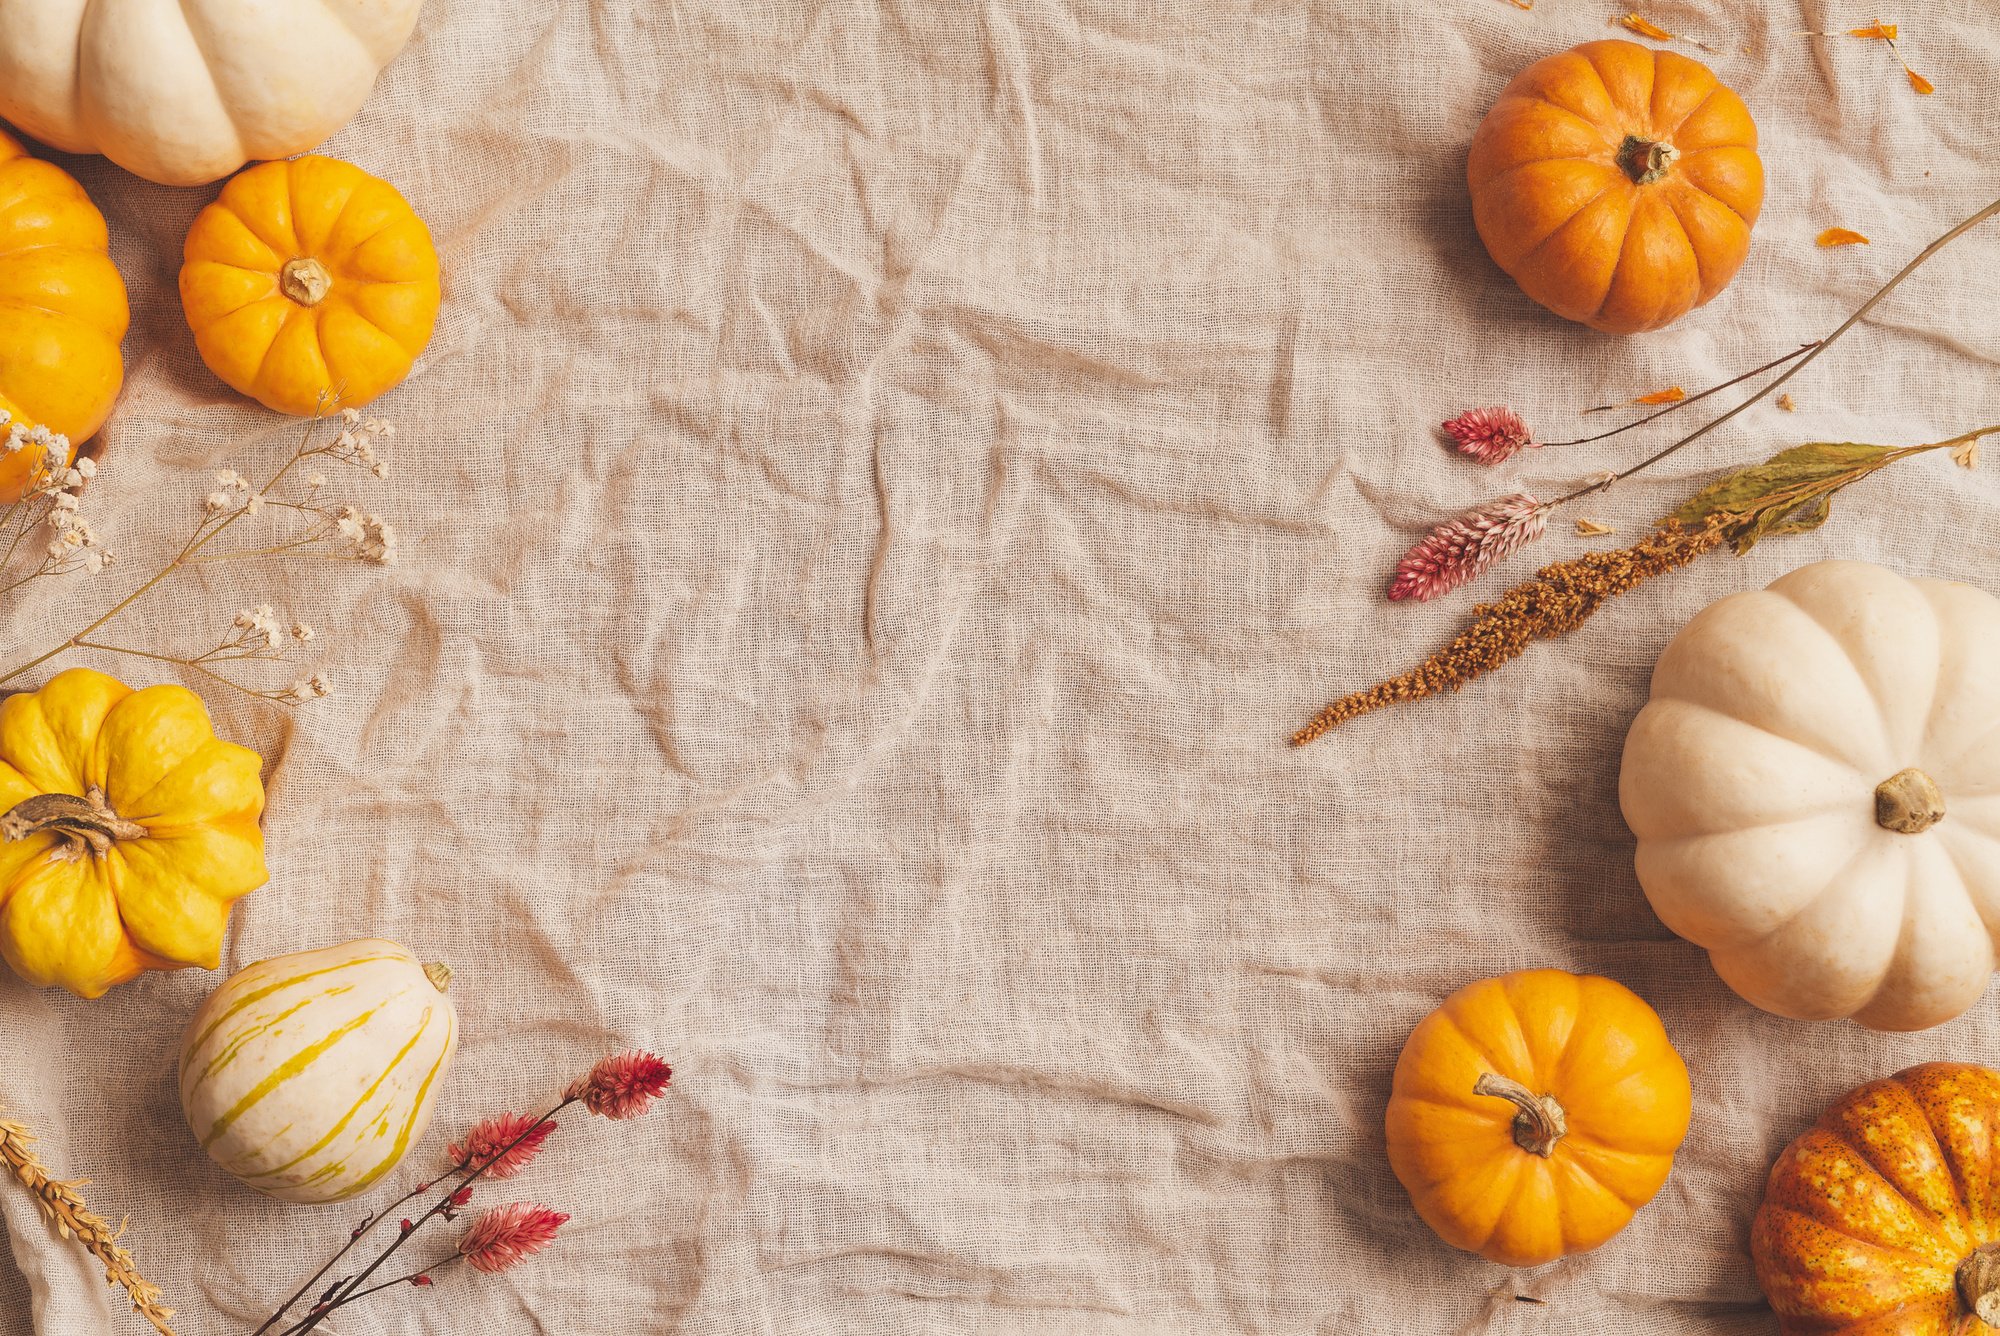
[1,1106,176,1335]
[0,403,399,705]
[1294,422,2000,744]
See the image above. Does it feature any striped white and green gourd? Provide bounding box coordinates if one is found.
[178,938,459,1204]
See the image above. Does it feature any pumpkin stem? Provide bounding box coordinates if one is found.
[1615,135,1681,186]
[0,788,147,860]
[1876,767,1946,834]
[1472,1072,1568,1157]
[423,962,453,993]
[279,257,333,308]
[1958,1242,2000,1327]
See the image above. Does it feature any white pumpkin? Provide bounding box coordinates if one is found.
[0,1,424,187]
[180,938,458,1203]
[1620,560,2000,1032]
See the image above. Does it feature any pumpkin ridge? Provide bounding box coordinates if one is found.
[1511,176,1629,281]
[1437,993,1536,1092]
[1579,43,1654,126]
[1659,696,1867,779]
[1823,1088,1980,1254]
[1587,191,1647,325]
[1767,584,1912,762]
[1759,1200,1955,1286]
[1653,188,1716,301]
[1488,94,1614,155]
[1666,153,1755,228]
[1732,836,1895,950]
[1660,84,1726,142]
[1766,1164,1961,1266]
[167,0,255,163]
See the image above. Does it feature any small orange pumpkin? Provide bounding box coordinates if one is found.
[1468,39,1763,334]
[1754,1063,2000,1333]
[1385,969,1692,1267]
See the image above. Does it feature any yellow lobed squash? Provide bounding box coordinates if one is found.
[0,669,265,998]
[180,939,459,1204]
[0,128,129,502]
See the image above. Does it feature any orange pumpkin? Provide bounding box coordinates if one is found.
[1754,1063,2000,1333]
[1467,39,1763,335]
[1385,969,1692,1267]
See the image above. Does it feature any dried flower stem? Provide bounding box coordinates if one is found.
[0,1107,176,1335]
[1299,421,2000,743]
[0,407,390,703]
[1548,192,2000,509]
[279,1097,578,1336]
[1293,520,1728,745]
[248,1178,438,1336]
[1542,342,1818,448]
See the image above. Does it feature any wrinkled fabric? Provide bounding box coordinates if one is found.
[4,2,2000,1333]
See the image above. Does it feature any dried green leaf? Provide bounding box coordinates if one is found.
[1670,442,1892,525]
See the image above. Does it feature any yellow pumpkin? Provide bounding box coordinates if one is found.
[0,127,129,502]
[0,668,267,998]
[180,155,440,417]
[1385,969,1692,1267]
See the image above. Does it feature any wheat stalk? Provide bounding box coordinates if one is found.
[0,1106,176,1335]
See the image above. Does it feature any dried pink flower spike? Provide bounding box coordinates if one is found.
[457,1203,569,1274]
[449,1113,557,1181]
[566,1051,672,1121]
[1441,406,1536,465]
[1388,493,1549,603]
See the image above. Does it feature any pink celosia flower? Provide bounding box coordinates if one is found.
[457,1203,569,1274]
[1441,406,1536,465]
[565,1050,672,1120]
[1388,493,1548,603]
[449,1113,558,1180]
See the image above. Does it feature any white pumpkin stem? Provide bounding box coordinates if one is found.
[279,257,333,307]
[1876,767,1946,834]
[1615,134,1680,186]
[1472,1072,1568,1157]
[422,961,453,993]
[0,788,146,859]
[1958,1242,2000,1326]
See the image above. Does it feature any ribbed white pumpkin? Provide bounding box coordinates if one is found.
[179,939,458,1203]
[1621,560,2000,1032]
[0,1,425,187]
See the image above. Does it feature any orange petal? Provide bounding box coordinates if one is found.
[1817,227,1871,247]
[1616,12,1674,40]
[1847,22,1897,41]
[1905,65,1935,94]
[1633,386,1686,405]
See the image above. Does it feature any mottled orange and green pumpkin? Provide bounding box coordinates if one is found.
[1468,39,1764,334]
[1754,1063,2000,1334]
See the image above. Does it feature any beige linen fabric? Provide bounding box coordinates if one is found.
[4,1,2000,1332]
